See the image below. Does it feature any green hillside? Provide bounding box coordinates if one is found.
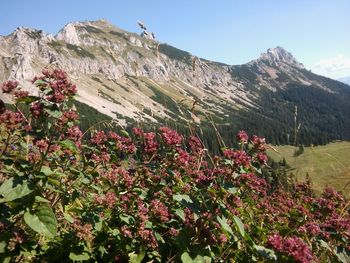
[267,142,350,196]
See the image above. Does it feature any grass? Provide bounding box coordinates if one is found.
[267,141,350,196]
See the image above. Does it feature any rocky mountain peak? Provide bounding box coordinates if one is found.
[55,22,81,45]
[257,46,304,69]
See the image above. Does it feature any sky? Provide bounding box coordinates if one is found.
[1,0,349,79]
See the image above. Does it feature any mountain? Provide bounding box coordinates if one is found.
[338,76,350,85]
[1,19,350,145]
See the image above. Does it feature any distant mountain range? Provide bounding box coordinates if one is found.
[1,19,350,145]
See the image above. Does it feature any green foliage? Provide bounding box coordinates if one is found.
[23,205,57,238]
[1,70,349,263]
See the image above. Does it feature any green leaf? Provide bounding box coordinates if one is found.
[173,194,193,204]
[217,215,234,236]
[175,208,185,221]
[335,246,350,263]
[16,95,39,104]
[0,241,6,253]
[34,79,47,86]
[119,214,133,224]
[155,231,165,243]
[35,196,50,203]
[194,255,211,263]
[60,140,77,153]
[69,252,90,261]
[233,216,245,237]
[129,250,146,263]
[0,176,33,203]
[44,108,62,118]
[254,245,276,260]
[63,212,74,223]
[24,205,57,238]
[181,252,193,263]
[225,187,238,195]
[40,166,53,176]
[120,130,130,137]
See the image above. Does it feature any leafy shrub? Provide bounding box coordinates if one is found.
[0,70,349,262]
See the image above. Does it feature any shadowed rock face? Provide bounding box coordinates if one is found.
[0,19,349,129]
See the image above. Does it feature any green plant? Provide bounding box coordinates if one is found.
[0,70,349,262]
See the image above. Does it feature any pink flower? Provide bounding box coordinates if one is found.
[219,233,228,244]
[223,149,251,167]
[1,80,18,93]
[66,126,83,143]
[187,135,203,153]
[14,90,29,98]
[268,234,314,263]
[150,199,170,222]
[159,127,183,146]
[0,110,24,130]
[236,130,248,144]
[256,153,268,164]
[132,127,143,137]
[30,102,43,118]
[251,135,266,151]
[35,139,49,153]
[90,131,107,145]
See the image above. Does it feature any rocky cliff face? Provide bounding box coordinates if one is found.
[0,19,348,128]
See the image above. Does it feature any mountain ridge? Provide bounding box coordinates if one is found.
[1,19,350,145]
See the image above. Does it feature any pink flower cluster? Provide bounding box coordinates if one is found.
[159,127,183,146]
[1,80,18,93]
[150,199,170,222]
[223,149,251,167]
[267,234,314,263]
[94,192,117,209]
[236,130,249,144]
[251,135,266,151]
[32,69,77,103]
[0,110,24,131]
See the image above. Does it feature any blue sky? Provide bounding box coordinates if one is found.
[1,0,349,79]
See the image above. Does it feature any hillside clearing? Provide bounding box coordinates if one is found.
[267,142,350,196]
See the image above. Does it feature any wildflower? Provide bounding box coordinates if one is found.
[60,110,78,124]
[0,110,24,130]
[121,226,132,238]
[187,135,203,153]
[132,127,143,137]
[159,126,183,146]
[30,102,43,118]
[268,234,314,263]
[90,131,107,145]
[143,132,158,153]
[150,199,170,222]
[256,152,268,164]
[223,149,251,167]
[14,90,29,98]
[1,80,18,93]
[236,130,249,144]
[72,220,94,242]
[138,228,158,248]
[169,227,179,236]
[66,126,83,143]
[34,139,49,153]
[219,233,228,244]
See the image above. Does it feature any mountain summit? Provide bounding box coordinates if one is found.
[1,20,350,144]
[256,46,304,69]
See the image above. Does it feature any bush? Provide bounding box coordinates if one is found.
[0,70,349,262]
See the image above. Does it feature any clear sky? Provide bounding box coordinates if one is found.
[1,0,349,79]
